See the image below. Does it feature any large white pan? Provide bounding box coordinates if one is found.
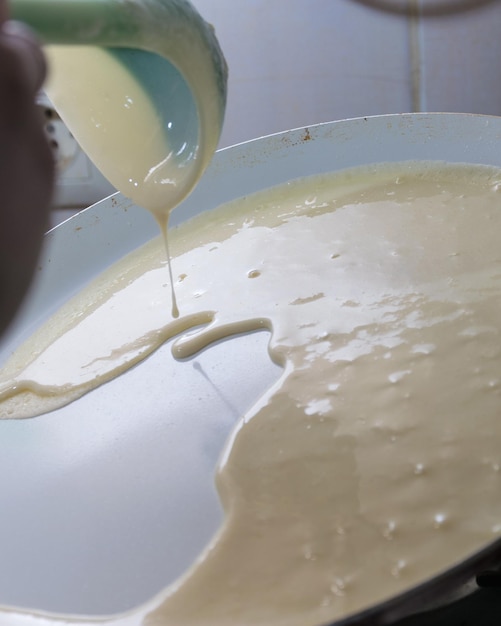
[1,113,501,625]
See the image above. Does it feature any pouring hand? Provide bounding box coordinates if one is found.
[0,6,55,337]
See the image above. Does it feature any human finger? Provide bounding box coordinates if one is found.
[0,0,7,24]
[0,20,47,92]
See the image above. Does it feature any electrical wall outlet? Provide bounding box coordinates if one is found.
[37,93,116,210]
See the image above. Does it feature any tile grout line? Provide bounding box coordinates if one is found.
[408,0,426,112]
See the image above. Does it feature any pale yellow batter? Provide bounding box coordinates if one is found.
[43,35,225,317]
[1,162,501,625]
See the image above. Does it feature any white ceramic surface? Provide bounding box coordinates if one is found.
[1,113,501,617]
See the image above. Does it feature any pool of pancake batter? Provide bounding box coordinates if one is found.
[1,161,501,625]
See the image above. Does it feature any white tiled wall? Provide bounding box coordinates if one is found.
[195,0,412,147]
[418,0,501,115]
[194,0,501,147]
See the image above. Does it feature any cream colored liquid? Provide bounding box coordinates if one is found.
[45,46,180,214]
[44,39,223,318]
[2,163,501,625]
[45,45,189,317]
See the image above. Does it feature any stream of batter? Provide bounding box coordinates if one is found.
[2,162,501,625]
[43,27,226,319]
